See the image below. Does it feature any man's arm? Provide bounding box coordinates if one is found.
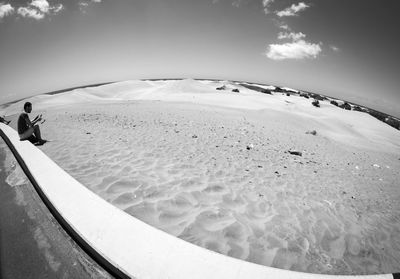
[31,114,43,125]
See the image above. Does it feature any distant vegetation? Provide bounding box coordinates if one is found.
[243,83,400,131]
[339,102,351,110]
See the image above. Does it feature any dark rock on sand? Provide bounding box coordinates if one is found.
[288,150,302,156]
[306,130,317,136]
[312,100,320,108]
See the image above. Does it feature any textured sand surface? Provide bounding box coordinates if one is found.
[4,80,400,274]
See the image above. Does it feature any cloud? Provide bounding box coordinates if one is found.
[79,0,102,12]
[30,0,50,13]
[266,40,321,60]
[15,1,63,20]
[0,3,14,18]
[276,2,309,17]
[232,0,241,8]
[262,0,274,14]
[330,45,340,52]
[279,23,289,30]
[278,31,305,41]
[17,6,45,19]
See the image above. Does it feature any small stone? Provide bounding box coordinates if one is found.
[192,135,198,138]
[246,143,254,150]
[288,150,302,156]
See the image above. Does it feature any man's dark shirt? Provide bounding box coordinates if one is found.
[18,113,30,135]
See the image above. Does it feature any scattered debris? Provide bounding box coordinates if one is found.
[306,130,317,136]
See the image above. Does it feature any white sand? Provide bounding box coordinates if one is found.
[4,79,400,274]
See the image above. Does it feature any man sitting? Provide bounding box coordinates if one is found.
[18,102,46,145]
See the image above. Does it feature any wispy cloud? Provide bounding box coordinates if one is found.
[266,40,321,60]
[0,3,14,19]
[330,45,340,52]
[232,0,241,8]
[79,0,103,12]
[278,31,305,41]
[276,2,309,17]
[262,0,274,14]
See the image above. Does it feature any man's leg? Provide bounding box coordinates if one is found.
[33,125,42,141]
[26,135,38,143]
[33,125,46,145]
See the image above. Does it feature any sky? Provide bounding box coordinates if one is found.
[1,0,399,118]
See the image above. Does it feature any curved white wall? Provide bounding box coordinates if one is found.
[0,123,395,279]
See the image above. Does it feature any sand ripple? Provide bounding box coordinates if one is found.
[34,101,400,275]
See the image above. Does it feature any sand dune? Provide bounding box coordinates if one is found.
[3,79,400,274]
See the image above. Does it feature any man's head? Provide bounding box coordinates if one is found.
[24,102,32,113]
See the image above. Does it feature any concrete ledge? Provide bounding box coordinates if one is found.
[0,123,396,279]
